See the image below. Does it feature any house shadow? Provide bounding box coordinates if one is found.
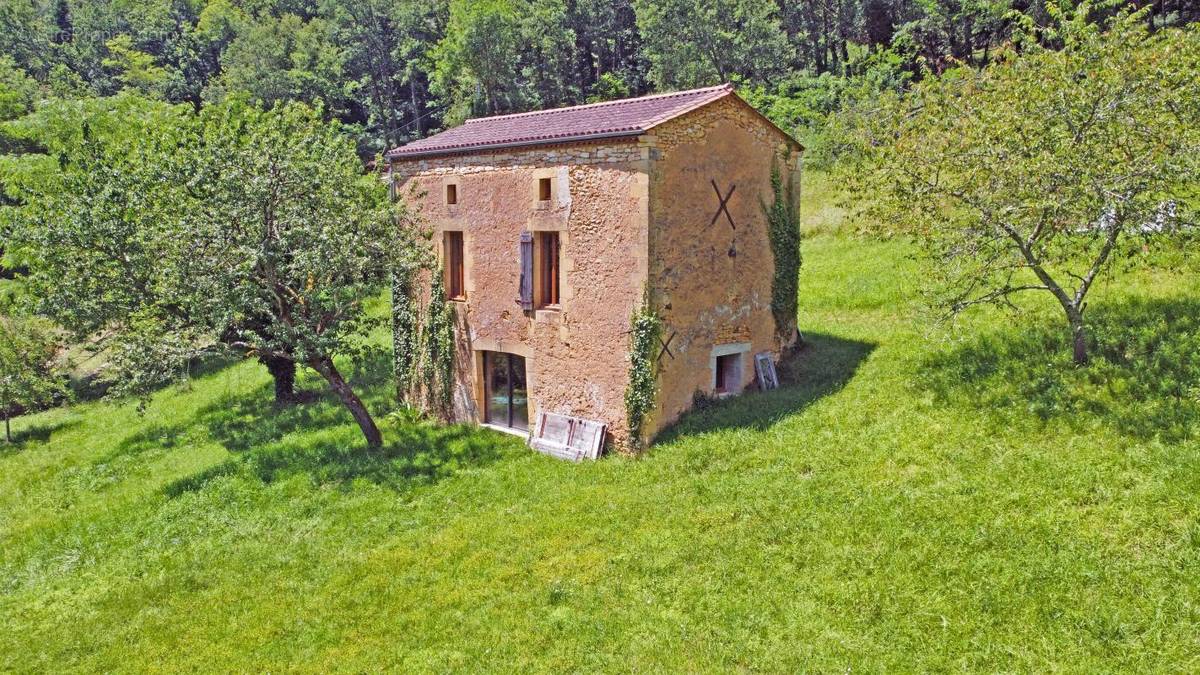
[655,332,877,442]
[152,350,519,497]
[918,296,1200,442]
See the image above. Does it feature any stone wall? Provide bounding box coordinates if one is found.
[644,95,803,438]
[392,142,647,178]
[390,93,801,451]
[392,141,651,446]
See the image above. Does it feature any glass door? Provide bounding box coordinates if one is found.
[484,352,528,432]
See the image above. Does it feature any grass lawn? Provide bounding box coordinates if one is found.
[3,192,1199,670]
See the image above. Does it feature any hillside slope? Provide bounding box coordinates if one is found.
[2,215,1199,669]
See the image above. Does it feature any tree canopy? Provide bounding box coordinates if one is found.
[3,96,416,447]
[2,0,1193,155]
[839,8,1200,364]
[0,314,66,442]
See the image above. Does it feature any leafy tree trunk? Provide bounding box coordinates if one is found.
[4,411,9,443]
[310,357,382,448]
[259,353,297,404]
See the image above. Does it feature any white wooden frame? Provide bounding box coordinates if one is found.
[754,352,779,390]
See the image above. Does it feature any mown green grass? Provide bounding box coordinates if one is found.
[3,193,1199,670]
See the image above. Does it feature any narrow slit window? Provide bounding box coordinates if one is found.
[538,177,552,202]
[537,231,560,308]
[446,183,458,205]
[444,231,465,300]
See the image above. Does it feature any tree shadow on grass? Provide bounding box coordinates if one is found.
[0,418,82,456]
[655,332,877,442]
[919,297,1200,442]
[158,350,520,496]
[71,352,242,402]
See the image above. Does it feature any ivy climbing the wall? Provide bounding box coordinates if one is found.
[624,296,663,449]
[391,268,418,399]
[393,262,456,418]
[423,266,456,410]
[764,160,802,345]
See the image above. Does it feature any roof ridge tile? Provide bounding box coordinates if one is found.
[385,83,801,160]
[461,83,732,125]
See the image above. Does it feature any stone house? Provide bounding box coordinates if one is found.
[387,84,802,449]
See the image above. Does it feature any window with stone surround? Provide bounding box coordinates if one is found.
[538,177,552,202]
[445,183,458,205]
[536,231,560,308]
[714,354,738,393]
[711,343,749,396]
[444,231,465,300]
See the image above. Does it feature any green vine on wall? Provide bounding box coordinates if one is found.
[624,295,662,449]
[393,262,455,417]
[391,268,418,399]
[423,266,456,410]
[763,160,802,344]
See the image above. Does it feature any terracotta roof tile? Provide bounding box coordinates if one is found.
[387,84,739,160]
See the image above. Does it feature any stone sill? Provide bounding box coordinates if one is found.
[479,423,529,439]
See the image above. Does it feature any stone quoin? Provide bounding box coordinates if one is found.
[388,83,803,451]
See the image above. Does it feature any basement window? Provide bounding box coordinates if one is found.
[711,344,750,396]
[538,177,552,202]
[446,183,458,205]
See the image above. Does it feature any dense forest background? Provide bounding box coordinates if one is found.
[2,0,1196,161]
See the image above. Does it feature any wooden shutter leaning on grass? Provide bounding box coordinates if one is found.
[519,231,534,311]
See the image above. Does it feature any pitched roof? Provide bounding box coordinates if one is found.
[387,83,797,160]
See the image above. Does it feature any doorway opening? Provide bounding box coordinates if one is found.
[483,352,529,432]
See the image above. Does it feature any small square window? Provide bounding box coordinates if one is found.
[446,184,458,205]
[538,177,552,202]
[714,353,742,394]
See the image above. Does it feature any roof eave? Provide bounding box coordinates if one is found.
[387,129,645,162]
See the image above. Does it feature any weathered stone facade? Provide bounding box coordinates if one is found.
[645,95,802,435]
[390,91,801,450]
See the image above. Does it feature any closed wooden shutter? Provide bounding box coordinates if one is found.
[519,231,534,311]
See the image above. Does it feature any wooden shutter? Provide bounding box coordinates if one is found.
[519,231,534,311]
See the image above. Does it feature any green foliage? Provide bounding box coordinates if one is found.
[586,72,632,103]
[430,0,579,123]
[391,240,455,417]
[1,94,194,338]
[623,295,661,448]
[391,268,419,398]
[838,10,1200,362]
[102,35,171,99]
[203,14,354,117]
[0,0,1195,156]
[741,49,911,166]
[633,0,793,88]
[0,56,38,124]
[430,0,524,122]
[4,95,419,447]
[421,266,456,413]
[764,162,802,344]
[0,314,67,440]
